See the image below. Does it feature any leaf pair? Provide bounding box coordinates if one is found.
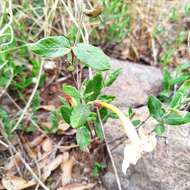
[30,36,110,71]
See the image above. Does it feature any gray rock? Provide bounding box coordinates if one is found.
[105,59,163,107]
[102,60,190,190]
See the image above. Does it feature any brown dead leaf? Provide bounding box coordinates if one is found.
[20,136,37,159]
[42,138,53,152]
[39,105,56,111]
[2,175,36,190]
[61,156,75,186]
[57,183,96,190]
[58,120,70,134]
[5,153,22,173]
[42,154,64,181]
[59,144,79,152]
[29,134,45,148]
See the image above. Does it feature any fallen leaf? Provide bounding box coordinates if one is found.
[42,138,53,152]
[61,156,75,186]
[42,154,64,180]
[2,175,36,190]
[59,144,79,152]
[58,120,70,133]
[57,183,96,190]
[39,105,56,111]
[5,153,22,173]
[29,134,46,148]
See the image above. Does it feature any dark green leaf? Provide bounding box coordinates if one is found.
[128,106,135,119]
[84,74,103,102]
[30,36,71,58]
[163,69,172,91]
[70,105,90,128]
[73,43,110,71]
[60,106,72,124]
[99,94,116,103]
[76,126,91,150]
[148,96,165,121]
[105,68,122,86]
[171,75,190,85]
[163,111,190,125]
[92,162,106,177]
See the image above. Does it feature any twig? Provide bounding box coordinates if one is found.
[0,139,9,148]
[97,108,122,190]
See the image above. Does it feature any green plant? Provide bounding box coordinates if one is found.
[91,0,131,43]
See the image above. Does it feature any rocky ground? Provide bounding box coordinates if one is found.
[102,59,190,190]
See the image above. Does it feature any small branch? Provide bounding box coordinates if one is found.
[97,108,122,190]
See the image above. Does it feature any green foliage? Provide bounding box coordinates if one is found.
[184,3,190,16]
[30,36,71,58]
[60,106,72,124]
[31,36,111,71]
[148,96,165,122]
[70,105,90,128]
[154,124,165,135]
[169,7,180,23]
[73,43,110,71]
[160,48,176,65]
[92,162,106,177]
[163,111,190,126]
[76,126,91,150]
[48,110,61,133]
[84,73,103,102]
[92,0,131,42]
[105,68,122,87]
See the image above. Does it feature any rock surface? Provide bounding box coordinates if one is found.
[102,59,190,190]
[105,59,163,107]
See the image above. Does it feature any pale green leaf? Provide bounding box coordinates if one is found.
[73,43,111,71]
[30,36,71,58]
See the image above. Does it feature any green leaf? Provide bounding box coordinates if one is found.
[92,162,106,177]
[49,110,61,133]
[163,69,172,91]
[73,43,111,71]
[95,123,104,140]
[84,74,103,102]
[171,75,190,85]
[155,124,165,135]
[99,94,116,103]
[148,96,165,121]
[0,107,9,121]
[132,119,141,127]
[163,111,190,125]
[170,80,190,109]
[70,105,90,128]
[30,36,71,58]
[105,68,122,86]
[76,126,91,150]
[128,106,135,119]
[60,106,72,124]
[31,91,41,112]
[63,84,81,105]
